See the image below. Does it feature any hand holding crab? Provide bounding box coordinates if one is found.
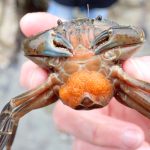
[0,12,150,150]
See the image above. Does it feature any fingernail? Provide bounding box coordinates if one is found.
[121,129,144,149]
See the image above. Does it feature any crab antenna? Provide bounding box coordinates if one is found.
[87,4,89,18]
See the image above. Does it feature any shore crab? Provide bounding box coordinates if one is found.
[0,16,149,149]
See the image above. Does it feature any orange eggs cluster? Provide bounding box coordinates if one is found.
[59,71,113,108]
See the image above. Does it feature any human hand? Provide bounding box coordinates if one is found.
[20,13,150,150]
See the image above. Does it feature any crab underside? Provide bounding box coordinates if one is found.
[0,16,149,150]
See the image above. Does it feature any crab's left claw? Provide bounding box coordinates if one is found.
[91,26,145,54]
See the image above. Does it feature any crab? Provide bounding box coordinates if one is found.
[0,16,149,150]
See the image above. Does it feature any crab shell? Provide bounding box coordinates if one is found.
[24,17,144,109]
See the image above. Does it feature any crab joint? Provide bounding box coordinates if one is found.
[0,130,12,135]
[59,71,113,109]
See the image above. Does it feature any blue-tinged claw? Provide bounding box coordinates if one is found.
[24,30,73,57]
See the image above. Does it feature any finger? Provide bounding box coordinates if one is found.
[20,12,59,36]
[53,102,144,150]
[73,139,122,150]
[73,139,150,150]
[20,60,48,89]
[20,13,58,89]
[137,142,150,150]
[123,56,150,82]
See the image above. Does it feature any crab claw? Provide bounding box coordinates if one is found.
[24,30,73,57]
[92,26,145,54]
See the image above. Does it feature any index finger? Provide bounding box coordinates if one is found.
[20,13,59,89]
[20,12,59,36]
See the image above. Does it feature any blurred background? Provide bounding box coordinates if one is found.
[0,0,150,149]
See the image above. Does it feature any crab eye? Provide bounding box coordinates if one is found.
[95,15,102,21]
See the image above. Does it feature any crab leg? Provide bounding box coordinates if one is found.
[12,87,58,119]
[5,120,18,150]
[0,73,61,150]
[111,66,150,118]
[11,73,59,107]
[110,65,150,92]
[5,89,58,150]
[115,89,150,118]
[119,83,150,110]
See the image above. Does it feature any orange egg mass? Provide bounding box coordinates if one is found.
[59,71,113,108]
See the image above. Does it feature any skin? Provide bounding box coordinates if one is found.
[20,13,150,150]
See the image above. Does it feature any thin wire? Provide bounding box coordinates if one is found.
[87,4,89,18]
